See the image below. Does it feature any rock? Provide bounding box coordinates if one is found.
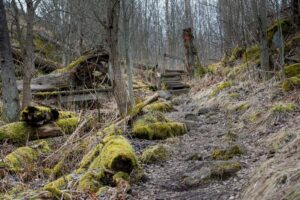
[158,90,172,100]
[141,144,169,164]
[185,113,198,121]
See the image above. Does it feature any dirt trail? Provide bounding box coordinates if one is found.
[131,93,267,200]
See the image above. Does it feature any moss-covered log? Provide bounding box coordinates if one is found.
[16,48,110,94]
[143,101,174,113]
[44,134,139,195]
[0,118,79,144]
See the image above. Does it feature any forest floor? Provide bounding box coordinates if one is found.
[130,77,300,200]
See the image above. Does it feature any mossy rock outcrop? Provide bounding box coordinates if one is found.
[4,141,50,172]
[141,144,169,164]
[284,63,300,78]
[211,144,243,160]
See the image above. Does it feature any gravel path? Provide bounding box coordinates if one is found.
[130,95,267,200]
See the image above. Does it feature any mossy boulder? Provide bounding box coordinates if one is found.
[141,144,169,164]
[284,63,300,78]
[282,75,300,92]
[132,111,187,140]
[143,101,173,113]
[211,82,232,96]
[4,141,50,172]
[211,144,243,160]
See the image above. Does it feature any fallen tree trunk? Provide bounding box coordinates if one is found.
[44,134,139,196]
[0,106,79,144]
[17,48,110,92]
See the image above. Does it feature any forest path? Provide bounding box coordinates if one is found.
[130,93,266,200]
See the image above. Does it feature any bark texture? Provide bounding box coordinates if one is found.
[0,0,20,122]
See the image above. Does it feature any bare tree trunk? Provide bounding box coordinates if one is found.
[107,0,129,117]
[0,0,20,122]
[258,0,270,77]
[22,0,35,108]
[122,0,134,110]
[252,0,270,77]
[183,28,197,79]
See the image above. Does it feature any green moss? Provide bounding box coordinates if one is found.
[143,101,173,113]
[229,46,245,62]
[211,144,243,160]
[210,161,241,179]
[95,135,138,172]
[141,144,169,164]
[44,174,73,191]
[130,102,145,117]
[77,170,105,192]
[134,111,169,128]
[56,117,79,134]
[236,103,250,111]
[133,122,187,140]
[0,122,34,144]
[228,92,240,99]
[113,171,129,184]
[282,75,300,92]
[249,112,261,123]
[53,55,87,74]
[4,147,38,172]
[4,141,49,172]
[79,144,103,170]
[284,63,300,78]
[272,103,296,113]
[195,63,207,77]
[44,185,72,200]
[211,82,232,96]
[97,125,122,138]
[207,63,218,74]
[243,45,260,61]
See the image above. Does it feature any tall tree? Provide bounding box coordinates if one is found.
[22,0,42,108]
[0,0,20,122]
[122,0,134,110]
[252,0,270,77]
[107,0,129,117]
